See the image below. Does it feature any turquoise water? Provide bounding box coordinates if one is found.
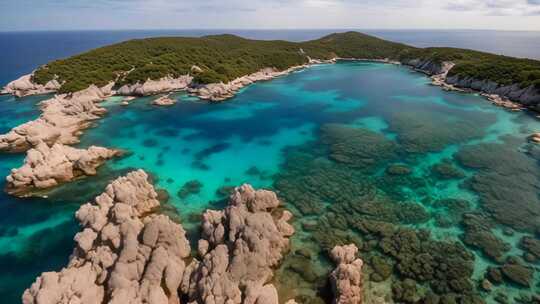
[1,62,539,303]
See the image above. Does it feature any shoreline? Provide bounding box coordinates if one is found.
[1,57,538,197]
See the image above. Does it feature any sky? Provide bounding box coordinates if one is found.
[1,0,540,31]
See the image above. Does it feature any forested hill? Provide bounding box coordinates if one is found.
[30,31,540,94]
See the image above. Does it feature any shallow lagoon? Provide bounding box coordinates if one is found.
[0,62,539,303]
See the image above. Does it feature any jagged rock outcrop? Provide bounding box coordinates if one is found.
[0,84,111,152]
[329,244,364,304]
[117,75,193,96]
[181,184,295,304]
[152,95,177,106]
[5,142,120,197]
[190,67,306,102]
[446,76,540,110]
[402,58,540,110]
[1,73,61,97]
[22,170,191,304]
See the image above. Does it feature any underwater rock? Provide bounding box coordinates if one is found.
[181,184,295,304]
[500,261,534,287]
[430,160,466,180]
[5,142,120,197]
[0,85,111,152]
[385,164,412,176]
[321,124,397,171]
[461,213,510,262]
[329,244,364,304]
[177,180,203,199]
[486,267,504,285]
[431,199,471,227]
[369,255,393,282]
[152,94,177,106]
[519,236,540,263]
[392,279,419,303]
[22,170,191,304]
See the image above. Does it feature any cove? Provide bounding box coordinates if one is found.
[0,61,539,303]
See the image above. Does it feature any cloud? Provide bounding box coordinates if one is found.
[0,0,538,31]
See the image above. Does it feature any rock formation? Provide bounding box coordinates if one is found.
[22,172,297,304]
[1,73,61,97]
[181,183,295,304]
[402,58,540,110]
[22,170,191,304]
[0,84,112,152]
[5,142,120,197]
[117,75,193,96]
[189,66,307,102]
[329,244,364,304]
[152,95,177,106]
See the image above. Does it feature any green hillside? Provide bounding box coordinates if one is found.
[31,31,540,93]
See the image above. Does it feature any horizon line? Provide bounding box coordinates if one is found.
[2,28,540,33]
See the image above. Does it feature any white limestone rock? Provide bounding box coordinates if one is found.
[117,75,193,96]
[190,66,307,102]
[181,184,295,304]
[5,142,120,197]
[2,73,61,97]
[330,244,364,304]
[0,85,110,152]
[22,170,191,304]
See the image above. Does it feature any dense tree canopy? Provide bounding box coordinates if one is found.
[31,31,540,93]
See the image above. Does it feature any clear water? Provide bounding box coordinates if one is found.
[0,62,539,303]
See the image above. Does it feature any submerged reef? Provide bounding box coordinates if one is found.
[455,139,540,233]
[273,123,539,303]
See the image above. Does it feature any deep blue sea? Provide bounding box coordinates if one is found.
[0,30,539,303]
[1,29,540,86]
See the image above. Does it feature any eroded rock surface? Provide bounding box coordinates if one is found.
[6,142,120,197]
[329,244,364,304]
[0,84,112,152]
[117,75,193,96]
[2,73,61,97]
[22,170,191,304]
[181,184,295,304]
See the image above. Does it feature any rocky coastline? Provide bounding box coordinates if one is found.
[5,142,121,197]
[0,84,113,153]
[402,58,540,112]
[21,170,364,304]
